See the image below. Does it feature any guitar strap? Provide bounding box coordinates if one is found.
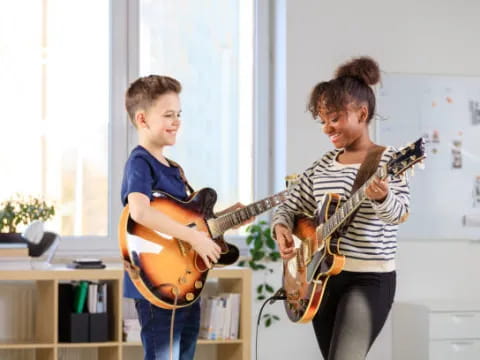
[339,145,386,233]
[166,157,195,196]
[351,145,386,194]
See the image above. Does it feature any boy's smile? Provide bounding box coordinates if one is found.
[139,92,182,148]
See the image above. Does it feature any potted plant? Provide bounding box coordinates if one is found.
[238,220,282,327]
[0,195,55,256]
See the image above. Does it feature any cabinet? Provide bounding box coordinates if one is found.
[0,266,251,360]
[393,301,480,360]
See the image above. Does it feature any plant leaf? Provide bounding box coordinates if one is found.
[254,237,263,250]
[252,250,265,261]
[266,235,276,249]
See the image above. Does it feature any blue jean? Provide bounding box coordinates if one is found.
[134,298,201,360]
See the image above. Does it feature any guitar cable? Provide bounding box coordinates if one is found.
[156,283,178,360]
[255,288,287,360]
[170,288,178,360]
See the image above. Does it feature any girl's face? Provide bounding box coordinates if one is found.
[318,103,368,149]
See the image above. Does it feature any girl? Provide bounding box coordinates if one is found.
[272,57,410,360]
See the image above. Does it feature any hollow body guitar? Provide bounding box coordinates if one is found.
[283,138,426,323]
[119,187,287,309]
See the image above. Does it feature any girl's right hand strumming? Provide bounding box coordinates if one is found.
[189,230,221,268]
[274,224,296,260]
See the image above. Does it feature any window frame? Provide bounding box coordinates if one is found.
[57,0,273,257]
[56,0,134,257]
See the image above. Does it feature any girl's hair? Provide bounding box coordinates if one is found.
[125,75,182,126]
[307,56,380,123]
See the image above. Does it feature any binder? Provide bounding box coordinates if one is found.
[73,281,88,313]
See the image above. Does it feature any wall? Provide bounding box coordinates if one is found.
[262,0,480,359]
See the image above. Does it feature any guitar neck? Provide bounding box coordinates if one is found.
[209,190,289,238]
[321,167,386,240]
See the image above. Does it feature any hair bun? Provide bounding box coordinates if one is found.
[335,56,380,86]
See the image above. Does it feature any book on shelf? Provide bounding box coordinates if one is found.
[122,298,141,342]
[0,242,31,268]
[199,293,241,340]
[85,281,108,314]
[123,318,141,342]
[0,247,29,257]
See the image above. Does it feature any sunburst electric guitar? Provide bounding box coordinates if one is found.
[119,188,288,309]
[283,137,426,323]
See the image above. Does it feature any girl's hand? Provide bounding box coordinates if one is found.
[274,224,295,260]
[365,176,389,203]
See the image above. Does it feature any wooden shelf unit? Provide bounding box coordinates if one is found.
[0,266,251,360]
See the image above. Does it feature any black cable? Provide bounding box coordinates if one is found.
[255,289,287,360]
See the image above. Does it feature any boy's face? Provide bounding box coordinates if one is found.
[137,92,181,147]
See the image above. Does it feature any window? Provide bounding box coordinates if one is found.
[137,0,254,210]
[0,1,110,236]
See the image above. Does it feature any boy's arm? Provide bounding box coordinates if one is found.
[128,192,221,267]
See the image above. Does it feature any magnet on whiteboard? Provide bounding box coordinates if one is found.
[463,214,480,227]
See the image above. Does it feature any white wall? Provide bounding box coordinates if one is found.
[262,0,480,359]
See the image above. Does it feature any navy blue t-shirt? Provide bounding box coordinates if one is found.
[121,145,188,298]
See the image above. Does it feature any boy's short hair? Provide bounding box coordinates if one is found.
[125,75,182,126]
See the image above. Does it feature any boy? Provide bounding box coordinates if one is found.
[121,75,241,360]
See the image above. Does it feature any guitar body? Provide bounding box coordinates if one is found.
[282,137,427,323]
[118,188,239,309]
[283,193,346,323]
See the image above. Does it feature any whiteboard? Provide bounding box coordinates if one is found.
[377,73,480,240]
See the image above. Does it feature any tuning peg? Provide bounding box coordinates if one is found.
[410,167,415,177]
[417,161,425,170]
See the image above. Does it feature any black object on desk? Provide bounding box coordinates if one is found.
[70,258,106,269]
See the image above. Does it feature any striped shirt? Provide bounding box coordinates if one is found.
[272,146,410,273]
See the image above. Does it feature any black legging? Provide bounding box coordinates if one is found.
[312,271,396,360]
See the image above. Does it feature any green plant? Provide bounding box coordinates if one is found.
[0,195,55,233]
[238,220,281,327]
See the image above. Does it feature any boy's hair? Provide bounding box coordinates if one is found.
[125,75,182,126]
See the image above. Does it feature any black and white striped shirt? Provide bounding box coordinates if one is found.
[272,147,410,272]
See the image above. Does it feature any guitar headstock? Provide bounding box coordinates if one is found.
[387,137,427,177]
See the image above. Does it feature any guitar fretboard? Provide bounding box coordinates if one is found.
[209,191,289,238]
[321,167,386,239]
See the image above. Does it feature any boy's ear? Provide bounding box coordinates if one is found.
[135,111,147,128]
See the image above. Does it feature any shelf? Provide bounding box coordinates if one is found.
[0,266,123,281]
[0,265,251,360]
[121,339,244,347]
[57,341,120,348]
[0,342,54,349]
[197,339,244,345]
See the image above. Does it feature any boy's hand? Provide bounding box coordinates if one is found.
[218,202,255,229]
[274,224,295,260]
[189,230,221,268]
